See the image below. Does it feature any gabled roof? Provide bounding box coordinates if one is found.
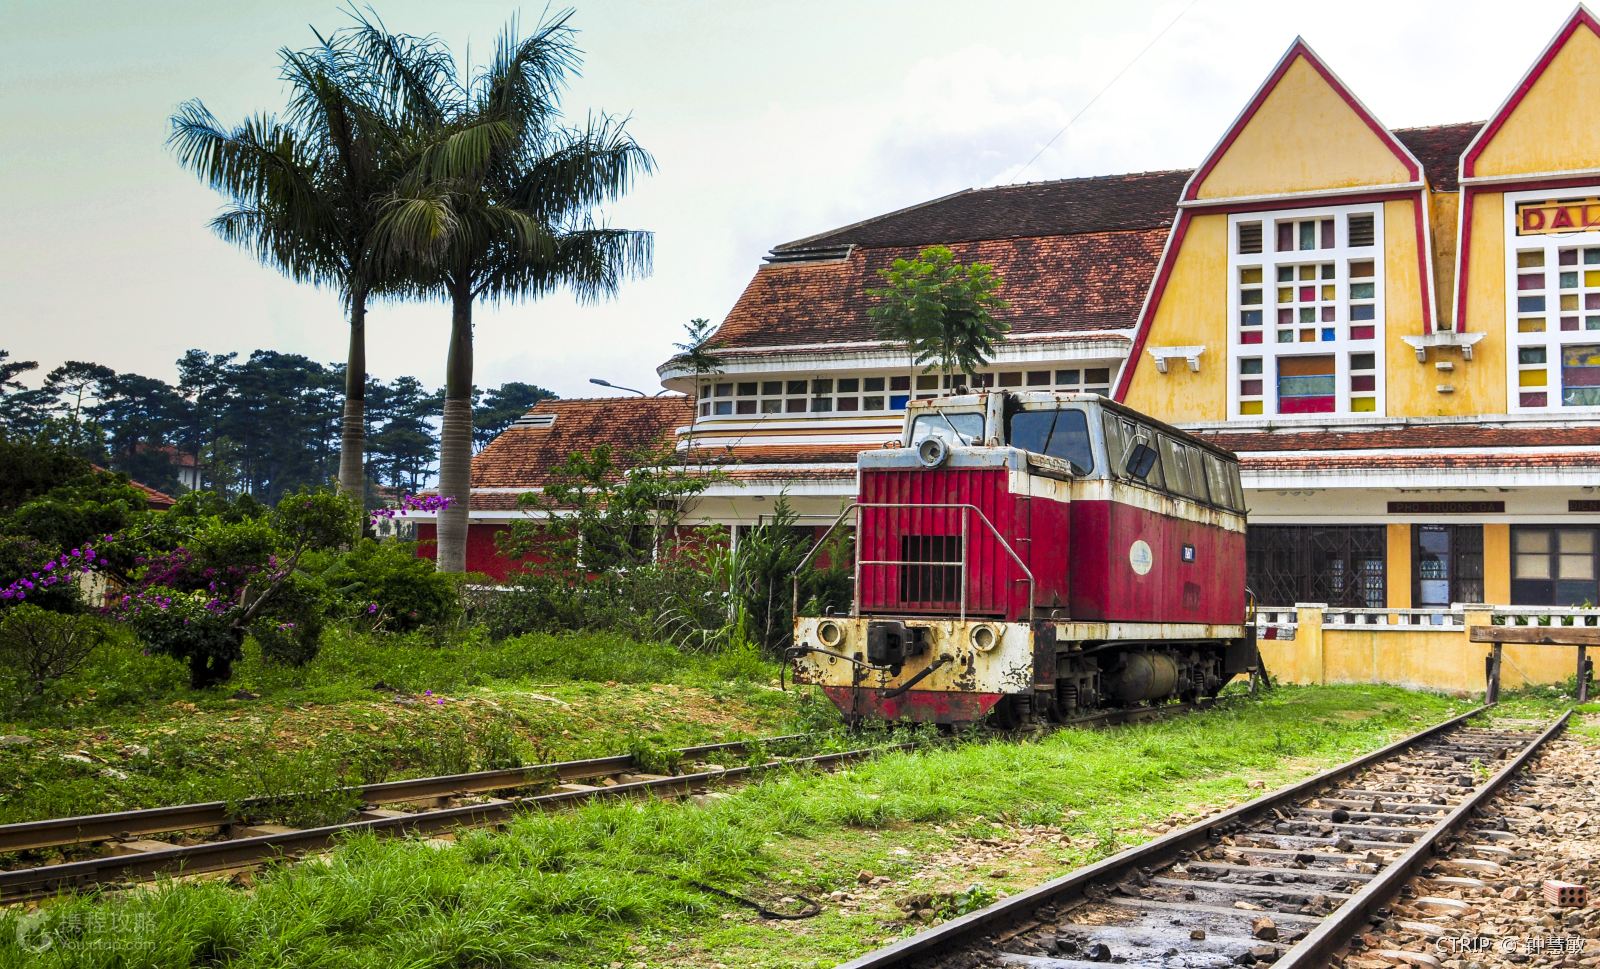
[1393,123,1482,192]
[772,170,1188,256]
[710,231,1169,353]
[1182,38,1421,202]
[1462,5,1600,179]
[91,465,176,510]
[470,396,692,490]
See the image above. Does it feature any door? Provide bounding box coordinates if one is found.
[1412,525,1484,607]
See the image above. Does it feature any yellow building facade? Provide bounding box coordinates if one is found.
[1117,13,1600,655]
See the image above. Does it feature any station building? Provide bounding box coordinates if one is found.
[441,9,1600,643]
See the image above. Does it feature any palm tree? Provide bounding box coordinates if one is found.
[168,13,448,501]
[375,13,654,573]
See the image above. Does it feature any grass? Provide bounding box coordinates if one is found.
[0,684,1540,969]
[0,628,798,827]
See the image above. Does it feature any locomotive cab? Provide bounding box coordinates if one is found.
[791,391,1255,726]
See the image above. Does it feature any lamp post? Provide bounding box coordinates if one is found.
[589,377,664,397]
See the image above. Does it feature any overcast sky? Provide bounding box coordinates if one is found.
[0,0,1582,401]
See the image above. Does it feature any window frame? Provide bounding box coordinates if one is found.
[1510,524,1600,605]
[1502,187,1600,414]
[1226,202,1387,420]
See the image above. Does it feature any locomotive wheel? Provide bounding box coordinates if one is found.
[988,695,1025,730]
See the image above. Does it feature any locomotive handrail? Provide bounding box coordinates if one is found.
[791,502,1035,623]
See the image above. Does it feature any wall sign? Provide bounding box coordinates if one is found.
[1571,500,1600,512]
[1516,198,1600,235]
[1387,501,1505,514]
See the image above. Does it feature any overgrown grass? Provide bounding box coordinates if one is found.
[0,685,1499,969]
[0,628,793,827]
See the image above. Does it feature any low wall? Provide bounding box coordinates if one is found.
[1257,604,1587,694]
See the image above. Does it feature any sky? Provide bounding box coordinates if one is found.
[0,0,1587,402]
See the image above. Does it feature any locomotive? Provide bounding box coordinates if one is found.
[790,391,1255,726]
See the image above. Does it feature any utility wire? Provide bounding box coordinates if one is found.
[1003,0,1201,185]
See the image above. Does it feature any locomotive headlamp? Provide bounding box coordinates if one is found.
[916,436,949,468]
[970,624,999,652]
[817,620,846,648]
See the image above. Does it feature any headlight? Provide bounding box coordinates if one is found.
[971,624,998,652]
[817,620,845,648]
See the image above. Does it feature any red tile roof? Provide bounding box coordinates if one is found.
[471,396,692,490]
[710,230,1169,353]
[1242,451,1600,472]
[92,465,175,510]
[773,170,1187,254]
[1198,423,1600,453]
[1393,122,1481,192]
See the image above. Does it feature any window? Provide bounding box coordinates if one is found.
[1229,204,1384,417]
[1512,526,1599,605]
[695,364,1120,417]
[909,412,985,447]
[1505,189,1600,411]
[1005,409,1094,474]
[1247,525,1386,607]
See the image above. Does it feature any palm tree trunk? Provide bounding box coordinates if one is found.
[436,285,474,573]
[337,286,368,501]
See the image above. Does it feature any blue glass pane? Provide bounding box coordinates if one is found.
[1321,328,1335,341]
[1351,304,1375,321]
[890,395,910,411]
[1518,296,1546,313]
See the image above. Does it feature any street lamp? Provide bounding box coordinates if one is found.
[589,377,664,397]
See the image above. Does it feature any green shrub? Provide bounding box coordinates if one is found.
[127,591,245,689]
[248,571,327,666]
[322,539,460,631]
[0,604,109,701]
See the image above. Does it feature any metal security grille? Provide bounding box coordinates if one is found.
[1247,525,1386,607]
[898,535,962,603]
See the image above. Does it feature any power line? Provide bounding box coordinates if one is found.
[1003,0,1200,185]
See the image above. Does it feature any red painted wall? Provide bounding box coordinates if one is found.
[413,523,528,581]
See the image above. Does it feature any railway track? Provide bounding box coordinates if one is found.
[838,707,1572,969]
[0,699,1216,905]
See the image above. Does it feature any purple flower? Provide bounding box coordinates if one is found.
[424,690,432,696]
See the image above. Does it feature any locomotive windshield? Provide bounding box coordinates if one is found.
[1006,408,1094,474]
[909,411,984,447]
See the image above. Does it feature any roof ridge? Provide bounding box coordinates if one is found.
[1390,120,1484,133]
[969,168,1194,192]
[772,188,973,252]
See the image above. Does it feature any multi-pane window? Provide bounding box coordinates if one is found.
[1228,205,1384,417]
[1507,243,1600,409]
[1511,526,1598,605]
[695,364,1117,418]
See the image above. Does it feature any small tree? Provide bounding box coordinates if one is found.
[867,245,1009,388]
[0,605,108,700]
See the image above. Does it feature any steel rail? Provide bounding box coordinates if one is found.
[1273,708,1571,969]
[0,742,914,903]
[0,734,807,855]
[834,704,1501,969]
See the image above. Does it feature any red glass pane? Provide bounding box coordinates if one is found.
[1320,219,1334,249]
[1563,317,1580,331]
[1240,379,1262,395]
[1241,331,1263,344]
[1351,374,1376,392]
[1350,325,1375,340]
[1299,286,1314,301]
[1277,222,1294,252]
[1278,395,1335,414]
[1521,392,1548,407]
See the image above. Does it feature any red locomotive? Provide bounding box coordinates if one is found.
[790,391,1254,726]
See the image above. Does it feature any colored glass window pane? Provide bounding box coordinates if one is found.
[1300,328,1316,341]
[1240,400,1264,415]
[1278,308,1293,324]
[1350,397,1376,412]
[1524,273,1549,290]
[863,396,884,410]
[1277,331,1293,343]
[1590,317,1600,329]
[1241,289,1261,305]
[1240,379,1262,395]
[1241,267,1262,284]
[1299,308,1315,323]
[1278,287,1293,302]
[1321,306,1335,321]
[1351,304,1375,321]
[1351,353,1375,370]
[1518,296,1546,313]
[1299,265,1316,281]
[1240,358,1263,374]
[1321,285,1335,300]
[1518,251,1544,268]
[1564,317,1580,331]
[1241,310,1262,325]
[1521,392,1548,407]
[1350,325,1375,340]
[1242,331,1263,344]
[1055,370,1079,383]
[1299,286,1314,301]
[1519,347,1547,364]
[1350,260,1374,277]
[1277,223,1294,251]
[1563,294,1581,311]
[1519,319,1546,332]
[1321,327,1335,341]
[1321,264,1335,279]
[1299,222,1315,250]
[1320,220,1334,249]
[1277,266,1293,282]
[1586,248,1600,264]
[1351,374,1376,392]
[1519,370,1548,387]
[1560,248,1579,266]
[1350,282,1375,299]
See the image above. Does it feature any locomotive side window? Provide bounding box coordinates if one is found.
[909,411,984,447]
[1102,412,1125,474]
[1160,437,1213,503]
[1203,453,1237,510]
[1007,408,1094,474]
